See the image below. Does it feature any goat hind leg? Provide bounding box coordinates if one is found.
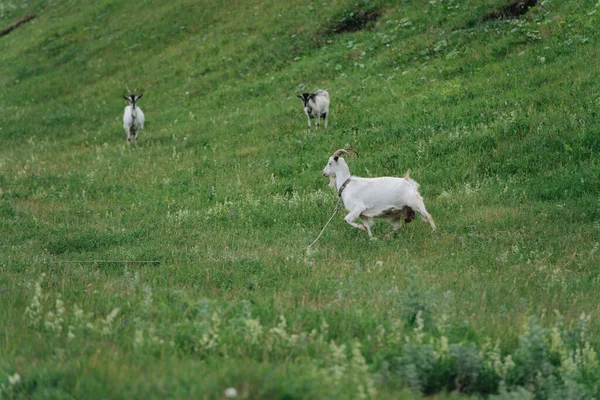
[390,218,403,232]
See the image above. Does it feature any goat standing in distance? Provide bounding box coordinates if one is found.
[297,89,329,132]
[322,148,436,237]
[123,89,145,145]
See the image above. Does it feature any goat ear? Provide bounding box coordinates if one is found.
[137,93,143,100]
[297,95,303,99]
[124,96,129,101]
[333,156,339,162]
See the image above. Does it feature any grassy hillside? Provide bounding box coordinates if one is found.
[1,0,599,398]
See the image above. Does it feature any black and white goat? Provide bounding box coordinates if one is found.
[297,89,329,132]
[123,89,145,144]
[322,148,436,237]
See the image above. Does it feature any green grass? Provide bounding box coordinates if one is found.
[1,0,599,398]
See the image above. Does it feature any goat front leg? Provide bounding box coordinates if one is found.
[344,209,368,234]
[361,217,374,237]
[304,109,311,132]
[323,112,328,128]
[130,127,138,145]
[315,113,321,129]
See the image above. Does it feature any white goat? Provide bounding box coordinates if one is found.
[297,89,329,132]
[322,148,436,237]
[123,90,145,144]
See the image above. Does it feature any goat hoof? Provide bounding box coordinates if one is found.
[359,225,367,232]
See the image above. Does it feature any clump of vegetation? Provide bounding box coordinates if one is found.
[484,0,539,21]
[6,272,600,398]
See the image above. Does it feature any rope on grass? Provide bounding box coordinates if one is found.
[303,199,342,251]
[50,260,160,264]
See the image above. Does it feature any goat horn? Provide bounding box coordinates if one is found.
[332,148,359,158]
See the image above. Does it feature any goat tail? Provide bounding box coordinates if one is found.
[403,170,420,191]
[412,201,436,231]
[423,211,436,231]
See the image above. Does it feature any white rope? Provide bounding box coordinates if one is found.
[50,260,160,264]
[303,199,342,251]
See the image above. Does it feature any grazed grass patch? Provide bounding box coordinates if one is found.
[329,5,384,34]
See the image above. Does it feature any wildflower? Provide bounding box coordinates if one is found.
[375,325,386,347]
[351,340,376,399]
[67,325,76,341]
[581,341,598,371]
[134,329,144,349]
[388,318,403,346]
[245,318,263,345]
[101,308,121,336]
[318,318,329,343]
[224,388,238,398]
[579,312,591,343]
[329,341,347,383]
[8,373,21,385]
[413,310,425,344]
[142,285,153,312]
[55,295,65,318]
[196,311,221,352]
[44,304,63,337]
[549,327,567,359]
[439,336,449,357]
[268,315,289,345]
[24,274,45,328]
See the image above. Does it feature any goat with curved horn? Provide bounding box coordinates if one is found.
[332,148,359,159]
[322,150,435,237]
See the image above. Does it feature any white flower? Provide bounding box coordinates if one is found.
[67,325,76,341]
[224,387,238,398]
[134,329,144,349]
[101,308,121,335]
[8,373,21,385]
[245,318,263,344]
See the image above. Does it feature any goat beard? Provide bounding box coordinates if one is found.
[328,176,336,189]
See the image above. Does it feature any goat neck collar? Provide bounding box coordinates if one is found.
[338,177,351,197]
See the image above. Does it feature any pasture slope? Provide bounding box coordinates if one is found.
[1,0,599,398]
